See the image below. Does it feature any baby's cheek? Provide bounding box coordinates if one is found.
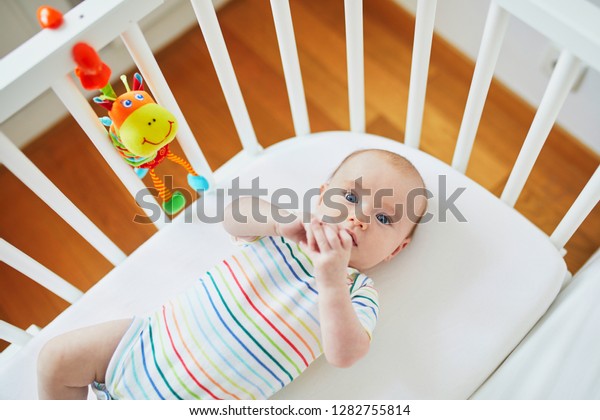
[362,241,397,268]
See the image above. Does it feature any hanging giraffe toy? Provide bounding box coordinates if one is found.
[72,42,209,215]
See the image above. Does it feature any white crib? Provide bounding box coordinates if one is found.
[0,0,599,400]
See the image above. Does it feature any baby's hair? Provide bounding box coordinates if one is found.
[330,148,427,238]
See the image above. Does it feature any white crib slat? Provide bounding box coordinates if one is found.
[404,0,437,148]
[0,239,84,304]
[51,76,167,229]
[452,2,509,173]
[501,51,584,207]
[120,23,216,188]
[0,321,33,347]
[550,166,600,251]
[345,0,365,133]
[190,0,262,154]
[0,133,127,266]
[270,0,310,137]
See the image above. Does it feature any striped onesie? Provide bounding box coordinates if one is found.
[101,236,379,400]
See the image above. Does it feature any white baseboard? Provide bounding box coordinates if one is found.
[1,0,229,149]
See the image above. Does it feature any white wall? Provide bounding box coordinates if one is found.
[395,0,600,155]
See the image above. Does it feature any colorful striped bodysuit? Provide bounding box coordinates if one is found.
[103,236,379,400]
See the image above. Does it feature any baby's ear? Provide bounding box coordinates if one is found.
[384,238,411,262]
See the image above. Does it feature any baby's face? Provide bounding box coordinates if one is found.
[314,153,424,271]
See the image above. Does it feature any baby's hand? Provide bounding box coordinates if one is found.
[276,216,307,245]
[304,218,353,287]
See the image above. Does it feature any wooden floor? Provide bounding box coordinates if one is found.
[1,0,598,347]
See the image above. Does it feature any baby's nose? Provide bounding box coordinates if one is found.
[348,216,367,230]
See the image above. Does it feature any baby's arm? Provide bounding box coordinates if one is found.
[223,197,307,243]
[305,218,371,368]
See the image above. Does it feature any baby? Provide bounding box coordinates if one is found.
[37,148,427,400]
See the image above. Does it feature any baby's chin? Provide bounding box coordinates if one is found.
[348,254,381,272]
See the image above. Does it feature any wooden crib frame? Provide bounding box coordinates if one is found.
[0,0,599,399]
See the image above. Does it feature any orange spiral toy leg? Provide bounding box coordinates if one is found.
[166,151,210,192]
[149,169,173,202]
[148,168,186,215]
[166,151,198,176]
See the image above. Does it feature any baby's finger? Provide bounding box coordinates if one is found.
[339,229,353,250]
[311,219,330,252]
[305,223,318,253]
[295,220,308,244]
[323,224,341,249]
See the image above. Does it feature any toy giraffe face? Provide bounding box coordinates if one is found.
[109,90,178,157]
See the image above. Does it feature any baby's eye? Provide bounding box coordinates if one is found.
[121,99,132,108]
[134,93,144,101]
[376,213,391,225]
[344,191,358,203]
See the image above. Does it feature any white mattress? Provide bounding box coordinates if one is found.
[0,132,566,399]
[471,252,600,399]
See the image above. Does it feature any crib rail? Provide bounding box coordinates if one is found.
[121,23,216,189]
[270,0,310,137]
[0,237,82,355]
[0,0,205,350]
[0,134,126,265]
[449,0,599,252]
[48,75,167,229]
[452,0,600,209]
[189,0,262,153]
[551,167,600,251]
[451,2,509,174]
[404,0,437,148]
[344,0,366,133]
[500,50,584,207]
[0,239,83,304]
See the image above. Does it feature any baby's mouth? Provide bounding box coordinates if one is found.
[346,229,358,247]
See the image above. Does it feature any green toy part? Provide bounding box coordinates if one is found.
[162,191,186,215]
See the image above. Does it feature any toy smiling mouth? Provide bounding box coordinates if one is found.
[142,120,174,145]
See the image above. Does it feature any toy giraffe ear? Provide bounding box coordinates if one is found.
[93,96,114,111]
[132,72,144,91]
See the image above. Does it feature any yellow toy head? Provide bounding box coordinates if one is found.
[95,73,178,158]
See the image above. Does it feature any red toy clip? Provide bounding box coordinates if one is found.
[37,6,64,29]
[72,42,112,90]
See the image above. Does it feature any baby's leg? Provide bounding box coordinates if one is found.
[37,319,132,399]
